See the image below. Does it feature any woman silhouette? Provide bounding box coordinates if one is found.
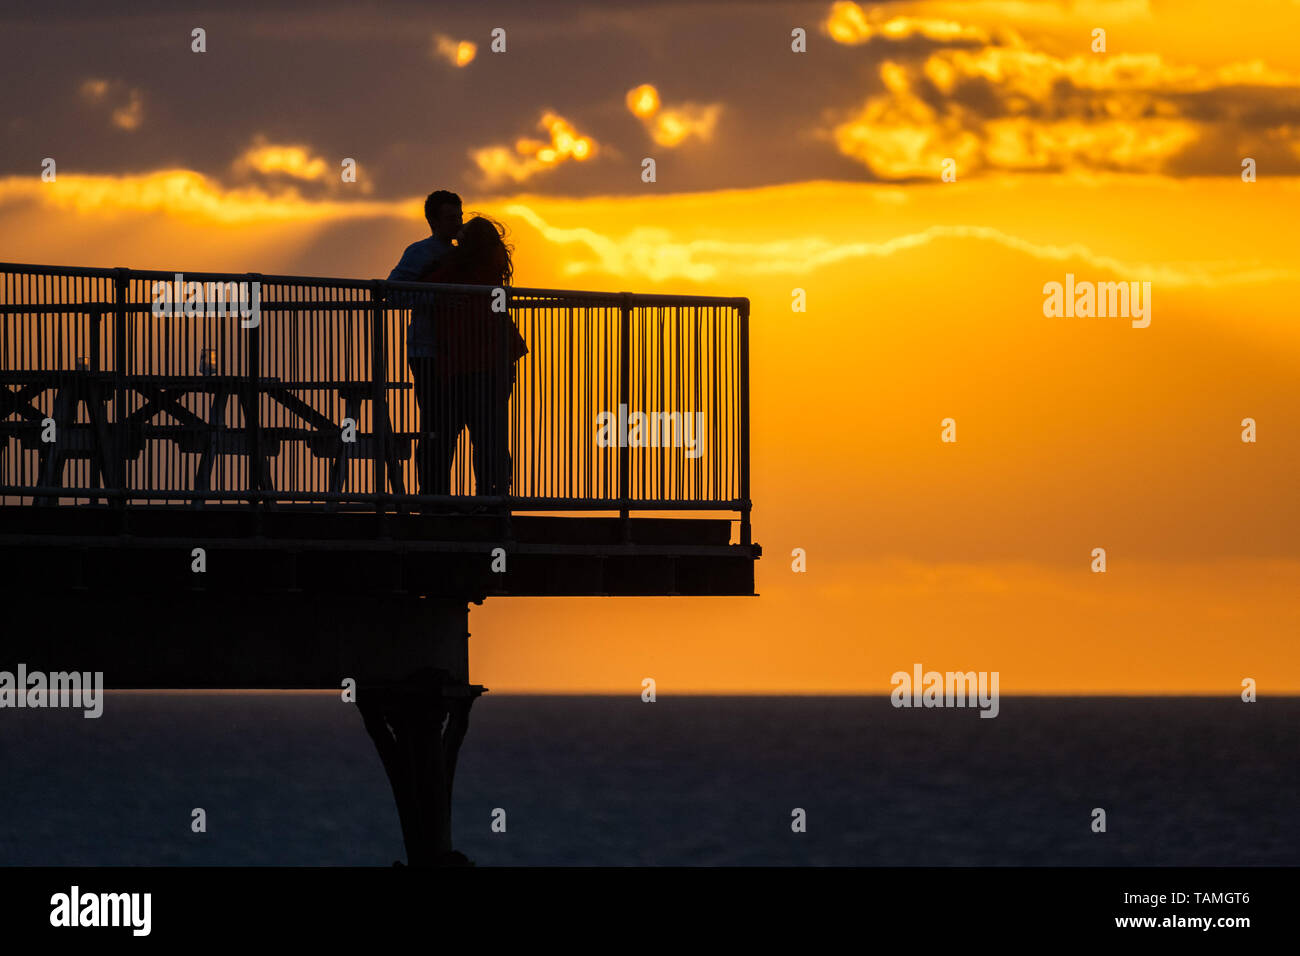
[416,216,527,499]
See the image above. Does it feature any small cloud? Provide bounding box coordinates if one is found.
[825,0,871,43]
[233,137,330,183]
[624,83,720,147]
[626,84,660,119]
[650,104,721,147]
[431,32,476,68]
[80,77,144,131]
[80,78,109,103]
[1269,124,1300,160]
[111,90,144,131]
[470,111,597,185]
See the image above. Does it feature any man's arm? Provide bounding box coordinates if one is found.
[388,242,430,282]
[387,241,434,309]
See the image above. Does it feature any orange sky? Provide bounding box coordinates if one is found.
[2,1,1297,693]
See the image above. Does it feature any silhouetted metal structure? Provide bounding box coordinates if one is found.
[0,262,759,865]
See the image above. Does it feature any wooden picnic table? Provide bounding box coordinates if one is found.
[1,369,412,504]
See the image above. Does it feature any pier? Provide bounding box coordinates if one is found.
[0,262,759,864]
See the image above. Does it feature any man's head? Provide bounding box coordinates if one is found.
[424,190,463,242]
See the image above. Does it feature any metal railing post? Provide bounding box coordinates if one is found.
[619,292,631,539]
[112,268,128,510]
[739,299,751,547]
[371,280,388,515]
[246,273,262,508]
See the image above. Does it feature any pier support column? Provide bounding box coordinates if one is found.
[357,669,484,867]
[345,597,486,867]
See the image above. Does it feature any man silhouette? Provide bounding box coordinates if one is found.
[390,190,462,285]
[390,190,462,498]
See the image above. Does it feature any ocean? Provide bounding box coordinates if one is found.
[1,694,1295,866]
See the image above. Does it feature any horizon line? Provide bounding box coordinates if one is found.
[86,689,1300,698]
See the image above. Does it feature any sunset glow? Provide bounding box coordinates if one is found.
[2,0,1297,693]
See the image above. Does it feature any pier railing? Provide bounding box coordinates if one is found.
[0,263,751,543]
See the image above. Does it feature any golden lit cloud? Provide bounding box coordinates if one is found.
[5,168,1296,289]
[651,104,721,147]
[625,84,660,119]
[624,83,721,147]
[829,38,1300,178]
[927,46,1300,97]
[503,199,1300,285]
[918,0,1153,27]
[233,138,330,183]
[0,169,407,225]
[825,0,871,42]
[470,111,596,185]
[825,1,990,44]
[431,32,476,67]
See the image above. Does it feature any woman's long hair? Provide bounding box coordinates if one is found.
[444,214,513,286]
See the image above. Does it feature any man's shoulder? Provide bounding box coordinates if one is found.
[402,236,453,266]
[401,237,436,256]
[390,236,447,282]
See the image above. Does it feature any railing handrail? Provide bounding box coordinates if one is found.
[0,261,749,309]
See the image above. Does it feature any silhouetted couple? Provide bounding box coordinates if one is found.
[389,190,527,503]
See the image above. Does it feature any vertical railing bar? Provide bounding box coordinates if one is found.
[112,268,128,511]
[246,273,262,511]
[618,292,631,537]
[738,299,750,546]
[370,279,388,520]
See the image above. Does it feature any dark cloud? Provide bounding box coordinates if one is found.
[0,1,881,196]
[4,0,1296,193]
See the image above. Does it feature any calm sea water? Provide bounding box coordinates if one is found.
[0,695,1295,866]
